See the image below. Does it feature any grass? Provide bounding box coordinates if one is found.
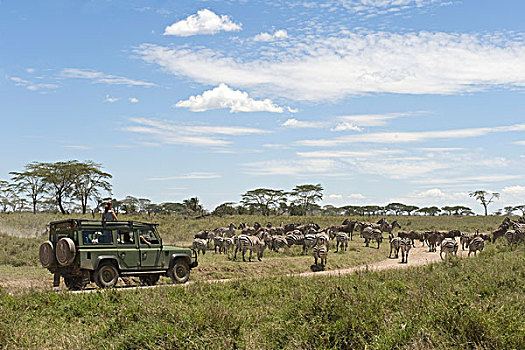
[0,243,523,349]
[0,212,513,289]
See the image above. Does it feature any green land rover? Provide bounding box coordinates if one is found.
[38,219,198,290]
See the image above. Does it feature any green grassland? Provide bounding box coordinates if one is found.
[0,243,523,349]
[0,213,514,289]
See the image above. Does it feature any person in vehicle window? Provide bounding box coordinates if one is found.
[101,201,118,222]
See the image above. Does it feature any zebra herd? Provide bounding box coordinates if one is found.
[191,216,525,269]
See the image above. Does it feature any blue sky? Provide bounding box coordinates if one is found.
[1,0,525,213]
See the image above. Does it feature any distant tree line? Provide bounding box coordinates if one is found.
[1,161,522,217]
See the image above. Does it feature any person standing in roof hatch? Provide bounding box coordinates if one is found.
[102,201,118,222]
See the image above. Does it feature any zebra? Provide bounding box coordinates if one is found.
[222,237,235,257]
[440,238,458,260]
[313,236,328,267]
[468,236,485,256]
[399,238,412,264]
[271,236,289,252]
[389,234,402,259]
[234,232,265,262]
[213,236,224,253]
[334,232,350,252]
[285,231,305,248]
[302,233,318,254]
[505,230,524,244]
[192,238,208,255]
[362,227,383,249]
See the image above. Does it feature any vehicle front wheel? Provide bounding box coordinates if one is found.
[94,263,119,288]
[139,274,160,286]
[168,259,190,284]
[64,276,86,291]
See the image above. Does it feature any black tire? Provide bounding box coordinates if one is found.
[39,241,55,268]
[64,276,86,291]
[94,263,119,288]
[168,259,190,284]
[139,274,160,286]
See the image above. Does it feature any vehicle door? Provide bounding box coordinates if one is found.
[138,228,162,268]
[116,229,140,269]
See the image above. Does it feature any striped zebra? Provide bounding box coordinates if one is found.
[302,233,318,254]
[468,236,485,256]
[399,238,412,264]
[271,236,289,252]
[285,231,305,248]
[192,238,208,255]
[389,235,401,259]
[222,237,235,257]
[440,238,458,260]
[234,233,265,262]
[313,236,328,267]
[362,227,383,249]
[214,236,224,253]
[334,232,350,252]
[504,230,524,244]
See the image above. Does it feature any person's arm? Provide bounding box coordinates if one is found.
[140,235,152,247]
[111,210,118,221]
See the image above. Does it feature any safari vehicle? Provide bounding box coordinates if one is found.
[39,219,198,290]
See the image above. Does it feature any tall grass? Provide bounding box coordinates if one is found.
[0,243,523,349]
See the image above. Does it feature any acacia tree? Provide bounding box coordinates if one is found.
[469,190,500,216]
[416,206,441,216]
[72,161,112,214]
[241,188,287,216]
[0,180,11,212]
[10,162,48,214]
[38,161,81,214]
[291,184,323,216]
[183,197,204,216]
[504,206,515,216]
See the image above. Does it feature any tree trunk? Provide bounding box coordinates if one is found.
[483,204,488,216]
[57,196,67,215]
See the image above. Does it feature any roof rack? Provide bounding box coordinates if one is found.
[49,219,159,227]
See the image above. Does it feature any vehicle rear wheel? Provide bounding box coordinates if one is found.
[168,259,190,284]
[139,274,160,286]
[64,276,86,291]
[94,263,119,288]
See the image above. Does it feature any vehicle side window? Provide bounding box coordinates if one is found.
[139,229,160,245]
[82,230,113,245]
[117,230,135,245]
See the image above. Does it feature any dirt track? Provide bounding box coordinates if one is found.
[71,243,467,294]
[0,243,468,293]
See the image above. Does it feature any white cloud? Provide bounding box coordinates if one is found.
[418,147,465,152]
[254,29,288,42]
[150,173,221,180]
[135,31,525,101]
[340,0,451,15]
[328,194,343,199]
[263,144,291,150]
[297,149,404,158]
[501,185,525,197]
[348,193,365,199]
[331,122,363,132]
[25,68,35,73]
[175,83,286,113]
[297,123,525,147]
[337,113,411,126]
[163,9,242,36]
[61,68,155,87]
[243,158,341,176]
[125,117,270,147]
[514,141,525,146]
[129,97,139,103]
[105,95,118,103]
[10,76,58,91]
[390,188,470,207]
[282,118,330,128]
